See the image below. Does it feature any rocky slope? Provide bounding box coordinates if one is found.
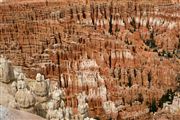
[0,105,45,120]
[0,0,180,120]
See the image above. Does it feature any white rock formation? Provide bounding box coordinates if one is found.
[119,19,125,26]
[170,101,180,113]
[77,92,89,119]
[78,72,98,87]
[123,50,134,59]
[98,85,107,102]
[47,84,72,120]
[0,82,15,107]
[163,95,180,114]
[88,88,96,99]
[11,73,26,94]
[103,101,118,115]
[33,73,49,103]
[84,117,96,120]
[15,79,35,113]
[0,56,15,83]
[79,59,98,70]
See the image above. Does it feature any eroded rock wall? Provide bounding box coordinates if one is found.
[0,0,180,119]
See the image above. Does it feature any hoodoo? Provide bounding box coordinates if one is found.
[0,0,180,120]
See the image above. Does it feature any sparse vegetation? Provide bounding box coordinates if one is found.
[149,99,158,113]
[130,17,136,32]
[158,89,175,108]
[128,75,132,87]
